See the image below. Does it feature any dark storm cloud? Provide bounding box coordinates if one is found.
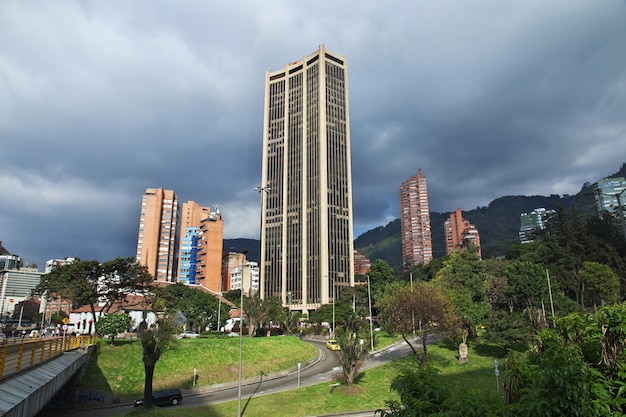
[1,0,625,267]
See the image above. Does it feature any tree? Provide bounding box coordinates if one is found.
[504,331,614,416]
[579,261,620,310]
[377,365,503,417]
[335,329,369,387]
[436,247,487,302]
[309,299,356,329]
[96,313,131,345]
[504,261,550,332]
[36,259,101,316]
[275,308,304,335]
[368,259,398,299]
[49,310,68,326]
[155,283,228,332]
[242,293,277,337]
[483,310,534,351]
[503,304,626,415]
[36,257,153,333]
[138,314,178,410]
[377,283,459,368]
[435,247,489,339]
[12,298,41,323]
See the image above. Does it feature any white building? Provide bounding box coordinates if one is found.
[230,261,259,295]
[45,257,77,273]
[0,269,43,318]
[69,294,156,335]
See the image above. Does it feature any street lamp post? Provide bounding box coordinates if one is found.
[237,186,271,417]
[237,249,248,417]
[367,275,374,352]
[410,272,416,336]
[332,277,335,339]
[255,185,271,299]
[217,273,223,333]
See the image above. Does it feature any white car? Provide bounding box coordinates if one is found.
[179,331,199,339]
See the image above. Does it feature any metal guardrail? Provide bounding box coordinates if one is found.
[0,335,97,380]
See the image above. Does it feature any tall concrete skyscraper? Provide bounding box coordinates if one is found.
[399,169,433,267]
[136,188,179,282]
[260,45,354,314]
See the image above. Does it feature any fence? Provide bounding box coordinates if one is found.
[0,335,97,380]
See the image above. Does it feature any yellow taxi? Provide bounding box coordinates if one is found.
[326,339,341,351]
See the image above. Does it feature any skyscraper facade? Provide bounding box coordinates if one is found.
[444,208,481,257]
[399,169,433,267]
[135,188,179,282]
[195,207,224,292]
[177,201,224,290]
[260,45,355,314]
[519,207,555,244]
[594,177,626,216]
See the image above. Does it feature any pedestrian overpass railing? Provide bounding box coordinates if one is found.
[0,335,97,381]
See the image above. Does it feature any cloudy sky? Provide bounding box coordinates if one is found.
[2,1,625,269]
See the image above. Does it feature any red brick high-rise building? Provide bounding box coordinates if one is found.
[178,201,224,291]
[399,169,433,267]
[353,250,371,276]
[135,188,179,282]
[444,208,481,256]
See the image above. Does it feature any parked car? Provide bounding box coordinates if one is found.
[134,389,183,407]
[326,339,341,351]
[179,331,199,339]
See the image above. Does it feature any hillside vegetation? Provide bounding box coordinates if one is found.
[354,163,626,269]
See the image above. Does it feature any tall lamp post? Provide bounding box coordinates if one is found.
[217,273,223,333]
[237,186,270,417]
[367,275,374,352]
[237,249,248,417]
[332,277,335,339]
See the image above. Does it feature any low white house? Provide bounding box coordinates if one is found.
[69,294,156,335]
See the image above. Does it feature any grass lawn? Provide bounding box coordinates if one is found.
[81,336,318,397]
[113,338,502,417]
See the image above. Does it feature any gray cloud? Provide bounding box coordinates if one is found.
[1,0,625,268]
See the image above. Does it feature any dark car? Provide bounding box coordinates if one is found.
[134,389,183,407]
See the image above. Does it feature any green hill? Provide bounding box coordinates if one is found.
[354,163,626,270]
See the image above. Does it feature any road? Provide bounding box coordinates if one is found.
[40,336,424,417]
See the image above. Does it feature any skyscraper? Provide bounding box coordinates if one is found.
[444,208,481,257]
[178,201,224,288]
[195,207,224,292]
[594,177,626,216]
[135,188,179,282]
[260,45,355,314]
[519,207,555,244]
[399,169,433,267]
